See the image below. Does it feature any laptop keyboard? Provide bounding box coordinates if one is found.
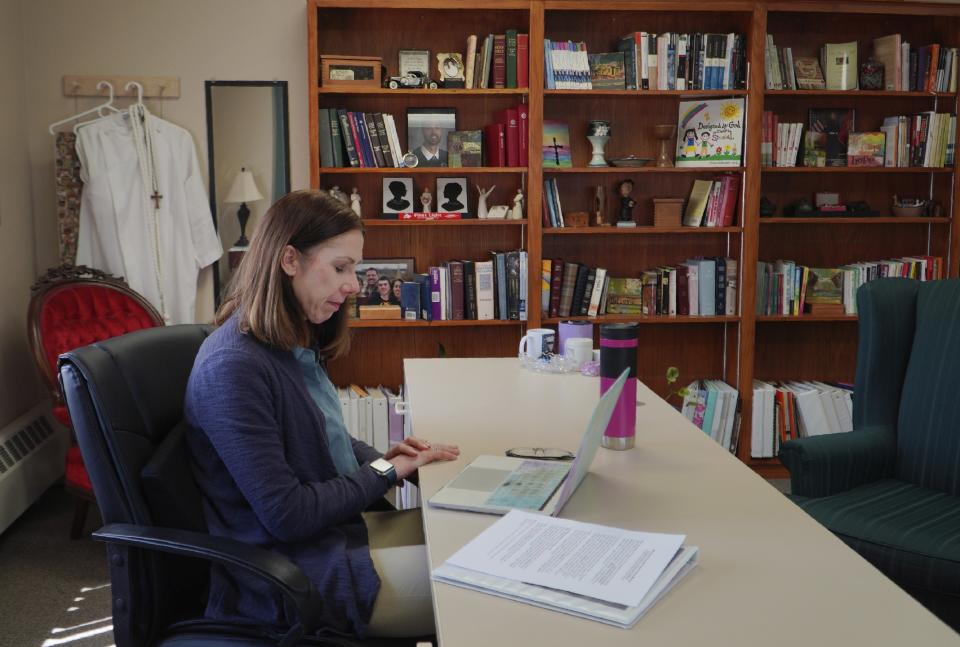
[485,460,571,510]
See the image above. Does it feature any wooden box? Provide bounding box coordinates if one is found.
[320,55,383,87]
[565,211,590,227]
[359,304,401,320]
[653,198,684,228]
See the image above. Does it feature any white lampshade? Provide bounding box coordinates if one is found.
[224,167,263,204]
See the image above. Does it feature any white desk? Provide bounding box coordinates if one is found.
[404,358,958,646]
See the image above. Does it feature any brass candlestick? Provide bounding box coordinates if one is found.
[654,124,677,168]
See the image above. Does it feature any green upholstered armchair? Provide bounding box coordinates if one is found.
[780,278,960,630]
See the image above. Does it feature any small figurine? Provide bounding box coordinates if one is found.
[328,185,348,205]
[510,189,524,220]
[476,184,496,219]
[350,187,361,217]
[594,185,606,226]
[420,187,433,212]
[617,179,637,227]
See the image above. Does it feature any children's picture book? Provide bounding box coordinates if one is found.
[808,109,854,167]
[448,130,483,167]
[802,131,827,167]
[847,132,885,167]
[676,98,745,167]
[793,56,826,90]
[805,268,844,304]
[587,52,626,90]
[543,121,572,168]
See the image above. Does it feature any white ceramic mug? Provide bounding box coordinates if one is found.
[518,328,556,359]
[564,337,594,369]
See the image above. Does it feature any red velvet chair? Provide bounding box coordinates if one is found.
[28,264,164,538]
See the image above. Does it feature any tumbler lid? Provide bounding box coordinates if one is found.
[600,323,639,340]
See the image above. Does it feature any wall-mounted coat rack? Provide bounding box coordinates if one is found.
[62,75,180,99]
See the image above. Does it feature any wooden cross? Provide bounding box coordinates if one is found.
[151,190,163,209]
[549,137,565,165]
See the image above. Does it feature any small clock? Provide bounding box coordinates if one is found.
[437,53,466,88]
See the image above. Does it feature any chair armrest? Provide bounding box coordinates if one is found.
[93,523,323,636]
[779,426,896,498]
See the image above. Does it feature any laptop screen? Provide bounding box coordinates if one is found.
[552,368,629,513]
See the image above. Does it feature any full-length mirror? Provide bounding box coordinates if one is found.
[205,80,290,308]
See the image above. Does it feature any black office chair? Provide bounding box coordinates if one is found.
[58,324,426,647]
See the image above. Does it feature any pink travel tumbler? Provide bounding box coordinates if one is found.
[600,323,638,450]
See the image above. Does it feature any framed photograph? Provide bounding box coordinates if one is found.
[399,49,431,77]
[382,177,414,216]
[437,177,469,216]
[407,107,457,168]
[355,258,416,306]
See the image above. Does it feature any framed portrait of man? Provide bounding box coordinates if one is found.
[381,177,414,216]
[355,258,416,306]
[406,107,456,168]
[436,177,469,217]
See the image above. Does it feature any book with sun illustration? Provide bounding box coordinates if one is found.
[676,98,745,167]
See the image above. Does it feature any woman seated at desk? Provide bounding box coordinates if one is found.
[185,190,459,639]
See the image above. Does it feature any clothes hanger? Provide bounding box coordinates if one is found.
[48,81,118,135]
[72,82,123,133]
[124,81,146,122]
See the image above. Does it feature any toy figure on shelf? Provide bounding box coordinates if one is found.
[328,185,348,205]
[617,179,637,227]
[476,184,495,219]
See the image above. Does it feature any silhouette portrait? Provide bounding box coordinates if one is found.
[381,177,414,215]
[436,177,469,216]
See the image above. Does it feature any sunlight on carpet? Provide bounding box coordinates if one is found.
[40,583,113,647]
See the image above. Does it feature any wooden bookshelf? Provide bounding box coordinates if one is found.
[308,0,960,476]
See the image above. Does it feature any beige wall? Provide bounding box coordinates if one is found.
[0,0,46,427]
[22,0,310,324]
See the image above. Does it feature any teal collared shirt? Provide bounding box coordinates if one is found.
[293,346,360,476]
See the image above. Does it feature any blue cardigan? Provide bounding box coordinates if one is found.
[184,315,391,637]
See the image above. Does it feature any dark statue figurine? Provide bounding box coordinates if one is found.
[617,179,637,226]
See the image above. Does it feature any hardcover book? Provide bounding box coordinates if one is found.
[821,41,858,90]
[808,109,854,167]
[448,130,483,167]
[542,121,572,168]
[676,98,744,167]
[587,52,626,90]
[805,268,843,304]
[847,132,885,167]
[793,56,826,90]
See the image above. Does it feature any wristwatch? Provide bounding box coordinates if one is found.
[369,458,397,485]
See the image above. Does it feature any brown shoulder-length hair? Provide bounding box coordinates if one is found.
[216,190,363,360]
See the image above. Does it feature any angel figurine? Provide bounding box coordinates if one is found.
[509,189,523,220]
[328,185,348,205]
[420,187,433,213]
[350,187,361,217]
[476,184,496,219]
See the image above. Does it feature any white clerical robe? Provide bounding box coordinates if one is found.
[75,112,222,324]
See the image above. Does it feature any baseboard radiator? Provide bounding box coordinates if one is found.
[0,402,70,534]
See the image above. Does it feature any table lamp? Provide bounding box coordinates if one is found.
[224,167,263,248]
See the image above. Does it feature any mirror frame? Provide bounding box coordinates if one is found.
[205,80,291,310]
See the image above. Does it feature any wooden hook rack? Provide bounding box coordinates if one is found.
[62,75,181,99]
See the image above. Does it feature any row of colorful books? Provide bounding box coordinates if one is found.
[756,256,943,317]
[761,109,956,168]
[541,257,737,319]
[335,385,404,455]
[466,31,530,90]
[678,380,741,453]
[617,31,747,91]
[682,175,740,227]
[751,381,853,459]
[318,108,402,169]
[390,252,529,323]
[871,35,958,93]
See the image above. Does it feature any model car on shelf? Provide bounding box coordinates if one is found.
[384,71,438,90]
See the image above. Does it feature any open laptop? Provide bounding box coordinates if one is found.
[428,369,629,516]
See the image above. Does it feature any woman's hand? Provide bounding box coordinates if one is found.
[385,437,460,481]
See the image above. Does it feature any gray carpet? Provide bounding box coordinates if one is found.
[0,487,113,647]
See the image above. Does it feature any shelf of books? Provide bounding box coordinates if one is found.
[310,2,535,388]
[752,3,959,469]
[308,1,960,477]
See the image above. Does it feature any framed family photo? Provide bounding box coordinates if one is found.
[355,258,416,307]
[407,107,456,167]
